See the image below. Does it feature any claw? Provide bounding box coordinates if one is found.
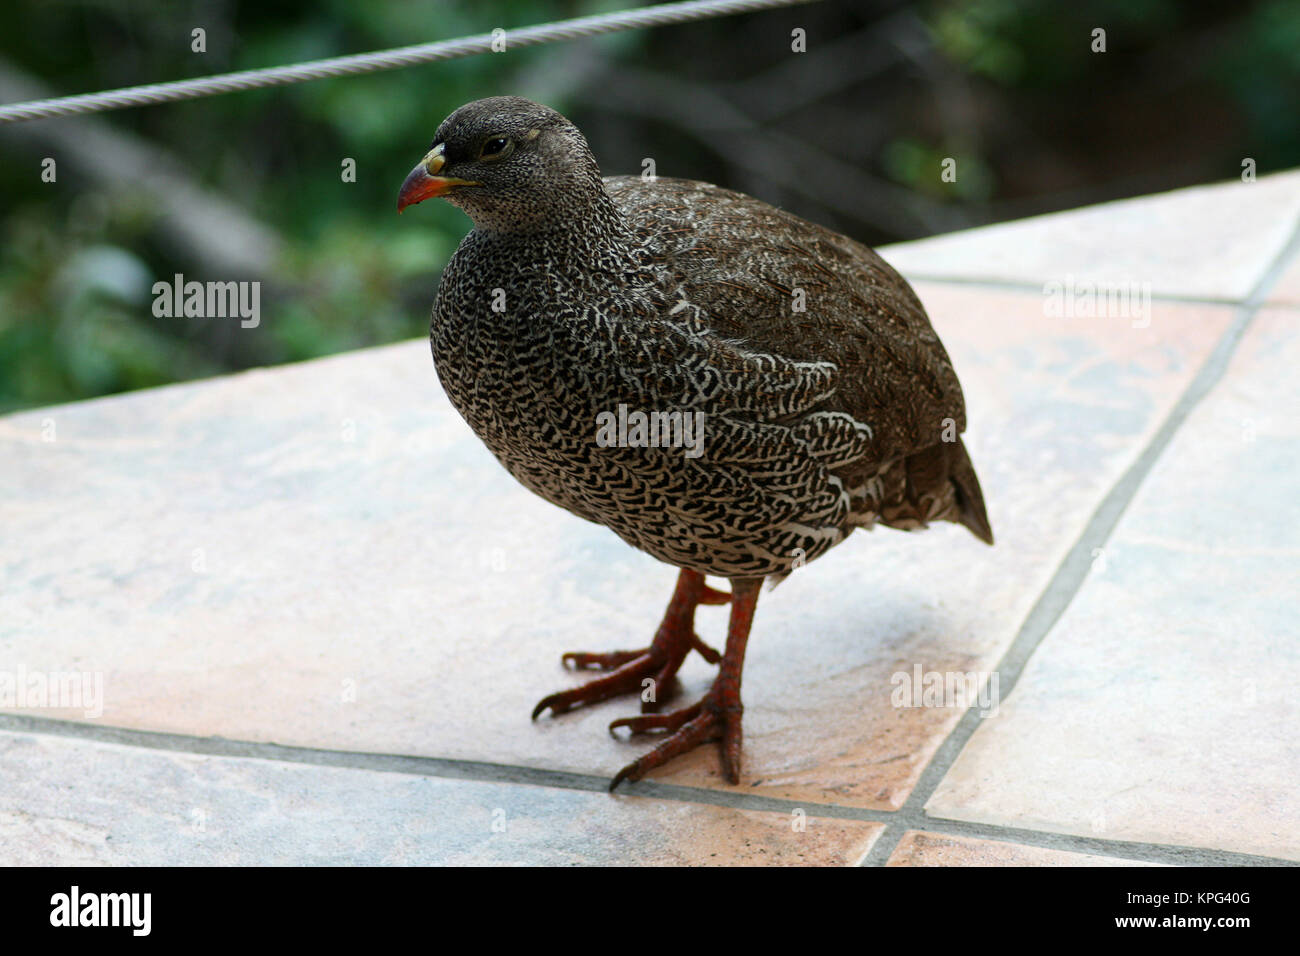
[607,706,729,790]
[531,655,659,720]
[531,693,566,720]
[609,702,702,738]
[608,763,636,792]
[561,649,644,671]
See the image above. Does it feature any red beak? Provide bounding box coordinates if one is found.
[397,146,479,213]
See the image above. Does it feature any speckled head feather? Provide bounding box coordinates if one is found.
[427,96,612,235]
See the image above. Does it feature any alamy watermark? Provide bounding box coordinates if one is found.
[50,886,150,936]
[595,404,704,459]
[1043,274,1151,329]
[152,273,260,328]
[890,664,999,718]
[0,665,103,718]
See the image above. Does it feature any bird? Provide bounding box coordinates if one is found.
[397,96,993,790]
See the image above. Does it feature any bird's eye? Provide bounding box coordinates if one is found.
[480,137,511,159]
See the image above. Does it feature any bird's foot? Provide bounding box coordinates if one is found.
[608,687,743,789]
[531,570,726,720]
[603,577,760,789]
[559,629,721,672]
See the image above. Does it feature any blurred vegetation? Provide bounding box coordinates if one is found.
[0,0,1296,412]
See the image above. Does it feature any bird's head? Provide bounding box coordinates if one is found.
[396,96,604,234]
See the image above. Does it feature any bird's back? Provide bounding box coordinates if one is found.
[604,175,994,548]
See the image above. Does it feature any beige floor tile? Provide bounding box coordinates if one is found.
[0,729,880,866]
[886,830,1160,866]
[880,171,1300,302]
[1265,248,1300,308]
[0,285,1236,808]
[925,308,1300,860]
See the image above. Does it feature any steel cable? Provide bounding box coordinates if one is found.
[0,0,820,125]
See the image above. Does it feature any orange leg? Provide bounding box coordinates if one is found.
[608,576,762,789]
[531,569,728,721]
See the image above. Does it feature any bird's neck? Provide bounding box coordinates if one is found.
[468,182,641,275]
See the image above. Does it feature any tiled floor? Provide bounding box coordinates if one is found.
[885,831,1161,867]
[2,172,1297,865]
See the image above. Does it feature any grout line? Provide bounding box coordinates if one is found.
[864,817,1299,867]
[857,824,903,868]
[861,218,1300,868]
[1,711,1295,867]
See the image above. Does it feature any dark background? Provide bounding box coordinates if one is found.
[0,0,1295,413]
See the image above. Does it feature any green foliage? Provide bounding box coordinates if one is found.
[1214,0,1300,164]
[881,139,995,200]
[0,1,610,413]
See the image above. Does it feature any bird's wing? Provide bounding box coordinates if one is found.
[604,175,968,469]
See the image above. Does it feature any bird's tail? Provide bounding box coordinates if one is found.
[948,436,994,545]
